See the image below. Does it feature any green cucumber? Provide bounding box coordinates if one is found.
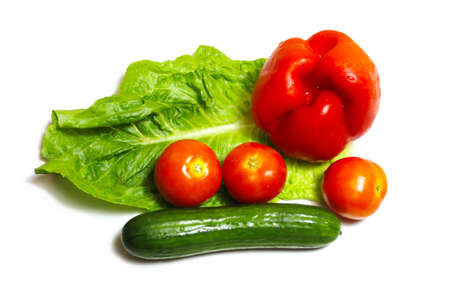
[121,203,340,260]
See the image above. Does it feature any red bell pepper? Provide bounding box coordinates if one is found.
[251,30,380,161]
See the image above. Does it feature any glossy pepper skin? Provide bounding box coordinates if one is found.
[252,30,380,161]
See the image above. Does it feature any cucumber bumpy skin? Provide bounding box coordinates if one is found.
[121,203,341,260]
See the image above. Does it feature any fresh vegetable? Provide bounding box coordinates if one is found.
[222,142,286,203]
[122,203,341,260]
[35,46,351,210]
[154,139,221,207]
[252,30,380,162]
[322,157,387,220]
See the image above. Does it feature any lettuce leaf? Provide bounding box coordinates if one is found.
[36,46,350,211]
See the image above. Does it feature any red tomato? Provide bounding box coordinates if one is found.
[322,157,387,220]
[222,142,287,203]
[154,139,222,207]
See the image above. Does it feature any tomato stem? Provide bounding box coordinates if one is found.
[247,157,261,169]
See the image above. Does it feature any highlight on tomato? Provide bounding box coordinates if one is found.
[154,139,222,207]
[322,157,387,220]
[222,142,287,204]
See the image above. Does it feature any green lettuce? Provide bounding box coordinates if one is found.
[36,46,350,211]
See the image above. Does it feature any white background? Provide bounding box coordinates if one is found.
[1,0,449,299]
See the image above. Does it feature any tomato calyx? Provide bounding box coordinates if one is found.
[375,185,381,193]
[185,156,208,179]
[244,155,262,170]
